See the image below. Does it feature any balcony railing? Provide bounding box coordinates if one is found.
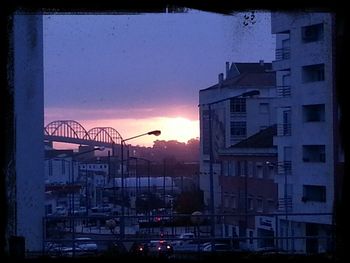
[278,196,293,212]
[277,161,292,175]
[277,123,291,136]
[276,85,291,97]
[275,47,290,61]
[230,111,246,118]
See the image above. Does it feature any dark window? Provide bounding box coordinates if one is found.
[222,161,229,176]
[61,160,66,175]
[49,160,52,177]
[303,104,325,122]
[303,185,326,202]
[236,161,241,176]
[230,98,246,113]
[302,23,324,42]
[259,103,269,114]
[302,64,325,82]
[303,145,326,162]
[230,121,246,137]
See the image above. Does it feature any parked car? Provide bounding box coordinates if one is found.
[130,242,149,256]
[74,237,98,252]
[148,240,174,258]
[172,232,196,246]
[201,243,232,252]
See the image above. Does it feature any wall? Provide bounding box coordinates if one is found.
[14,14,44,251]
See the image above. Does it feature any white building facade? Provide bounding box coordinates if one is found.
[199,62,277,212]
[271,12,341,253]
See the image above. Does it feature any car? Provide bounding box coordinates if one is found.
[130,242,149,256]
[148,240,174,258]
[179,232,195,239]
[202,243,232,252]
[74,237,98,252]
[172,232,196,246]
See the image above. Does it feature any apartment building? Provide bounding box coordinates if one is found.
[218,125,278,250]
[271,12,342,253]
[199,61,277,212]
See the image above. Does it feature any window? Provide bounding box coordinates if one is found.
[229,161,235,176]
[257,197,263,212]
[45,204,52,215]
[259,103,269,114]
[302,64,325,82]
[241,160,248,177]
[303,145,326,162]
[222,161,229,176]
[248,196,254,210]
[224,195,231,208]
[222,161,235,177]
[235,161,241,176]
[303,104,325,122]
[61,160,66,175]
[267,164,275,179]
[302,23,324,42]
[49,160,52,177]
[230,98,246,113]
[303,185,326,202]
[267,199,275,212]
[231,196,237,209]
[249,231,254,244]
[248,161,254,177]
[256,162,263,178]
[231,121,246,137]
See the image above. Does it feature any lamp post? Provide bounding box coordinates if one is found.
[120,130,161,239]
[199,90,260,249]
[70,146,104,257]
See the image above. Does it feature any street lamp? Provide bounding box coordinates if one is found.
[120,130,161,239]
[198,90,260,248]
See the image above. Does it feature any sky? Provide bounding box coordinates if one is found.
[43,10,275,147]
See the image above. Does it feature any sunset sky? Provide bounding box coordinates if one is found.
[43,10,275,147]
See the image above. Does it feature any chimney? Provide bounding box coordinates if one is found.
[225,62,230,79]
[259,60,264,66]
[218,73,224,85]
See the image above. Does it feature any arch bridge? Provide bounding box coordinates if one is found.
[44,120,123,154]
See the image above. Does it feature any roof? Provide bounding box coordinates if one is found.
[45,149,74,159]
[235,62,272,73]
[232,124,277,148]
[201,62,275,92]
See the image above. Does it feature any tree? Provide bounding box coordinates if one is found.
[174,190,203,214]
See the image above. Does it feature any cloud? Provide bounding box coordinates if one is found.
[45,104,198,124]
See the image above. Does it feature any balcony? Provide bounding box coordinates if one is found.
[272,48,290,70]
[276,85,291,97]
[277,123,291,136]
[277,161,292,175]
[275,47,290,61]
[278,196,293,212]
[230,111,246,118]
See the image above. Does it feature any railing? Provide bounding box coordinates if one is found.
[230,112,246,118]
[276,86,291,97]
[277,161,292,175]
[278,196,293,212]
[275,48,290,61]
[40,212,335,258]
[277,123,291,136]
